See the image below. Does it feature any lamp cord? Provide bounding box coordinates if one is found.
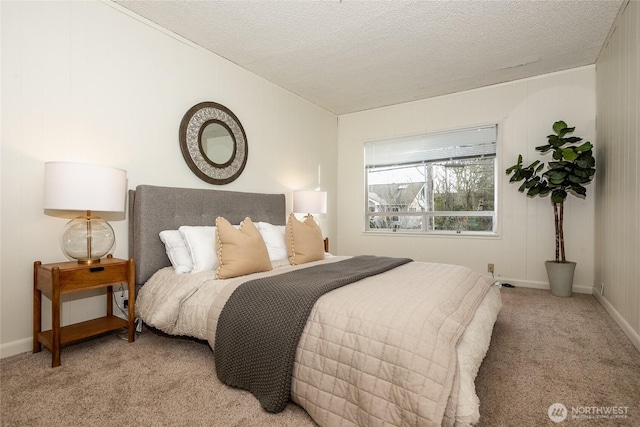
[113,285,143,339]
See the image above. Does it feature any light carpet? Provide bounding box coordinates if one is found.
[1,287,639,426]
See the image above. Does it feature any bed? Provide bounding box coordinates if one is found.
[129,184,502,427]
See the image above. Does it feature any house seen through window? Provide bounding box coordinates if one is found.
[365,125,497,234]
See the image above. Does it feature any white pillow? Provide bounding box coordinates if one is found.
[257,222,288,261]
[159,230,193,274]
[178,226,218,273]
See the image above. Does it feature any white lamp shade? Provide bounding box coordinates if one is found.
[44,162,127,212]
[293,190,327,214]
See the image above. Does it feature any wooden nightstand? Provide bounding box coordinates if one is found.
[33,255,135,367]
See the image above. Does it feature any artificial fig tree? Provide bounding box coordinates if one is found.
[505,121,595,263]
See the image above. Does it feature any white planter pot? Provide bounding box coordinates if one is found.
[545,261,576,297]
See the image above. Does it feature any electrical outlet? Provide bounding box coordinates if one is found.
[487,263,495,273]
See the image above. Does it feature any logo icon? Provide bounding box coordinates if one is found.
[548,403,568,423]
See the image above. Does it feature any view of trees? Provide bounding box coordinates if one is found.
[431,158,494,231]
[367,157,495,232]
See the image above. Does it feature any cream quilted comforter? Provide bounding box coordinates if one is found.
[136,256,501,426]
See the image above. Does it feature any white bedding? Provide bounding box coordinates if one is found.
[136,256,501,426]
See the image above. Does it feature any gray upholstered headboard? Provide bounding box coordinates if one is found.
[128,185,286,286]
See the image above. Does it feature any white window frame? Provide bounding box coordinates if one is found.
[364,124,499,236]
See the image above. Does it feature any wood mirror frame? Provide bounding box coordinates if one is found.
[179,102,248,185]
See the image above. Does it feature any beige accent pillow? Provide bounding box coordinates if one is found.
[215,216,272,279]
[286,213,325,265]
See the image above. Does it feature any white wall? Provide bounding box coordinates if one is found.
[595,0,640,351]
[337,67,596,293]
[0,1,337,357]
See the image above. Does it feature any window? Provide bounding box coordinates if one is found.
[365,125,497,234]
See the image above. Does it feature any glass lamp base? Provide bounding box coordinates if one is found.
[60,216,115,264]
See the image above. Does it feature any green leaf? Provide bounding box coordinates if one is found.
[548,161,567,168]
[553,121,568,134]
[557,127,575,138]
[551,190,567,204]
[527,186,540,196]
[535,163,545,173]
[506,155,524,175]
[548,135,562,147]
[562,148,579,161]
[536,145,553,153]
[576,156,596,168]
[552,150,563,160]
[569,174,588,183]
[564,136,582,144]
[571,185,587,196]
[525,176,540,188]
[576,142,592,152]
[546,170,568,180]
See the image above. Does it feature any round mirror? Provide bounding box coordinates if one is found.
[179,102,248,184]
[200,122,235,166]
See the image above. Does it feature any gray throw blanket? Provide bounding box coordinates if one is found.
[214,255,413,413]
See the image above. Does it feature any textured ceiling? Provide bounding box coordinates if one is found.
[115,0,624,115]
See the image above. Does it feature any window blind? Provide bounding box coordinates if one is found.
[365,125,497,168]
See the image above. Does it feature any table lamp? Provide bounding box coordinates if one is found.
[43,161,127,264]
[293,190,327,217]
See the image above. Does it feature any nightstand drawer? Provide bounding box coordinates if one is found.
[58,263,128,292]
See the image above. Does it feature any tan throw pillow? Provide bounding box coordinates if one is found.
[215,216,272,279]
[286,213,325,265]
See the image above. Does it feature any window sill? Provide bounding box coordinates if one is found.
[363,230,500,239]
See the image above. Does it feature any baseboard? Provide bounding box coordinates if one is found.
[496,277,593,294]
[593,292,640,353]
[0,337,32,359]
